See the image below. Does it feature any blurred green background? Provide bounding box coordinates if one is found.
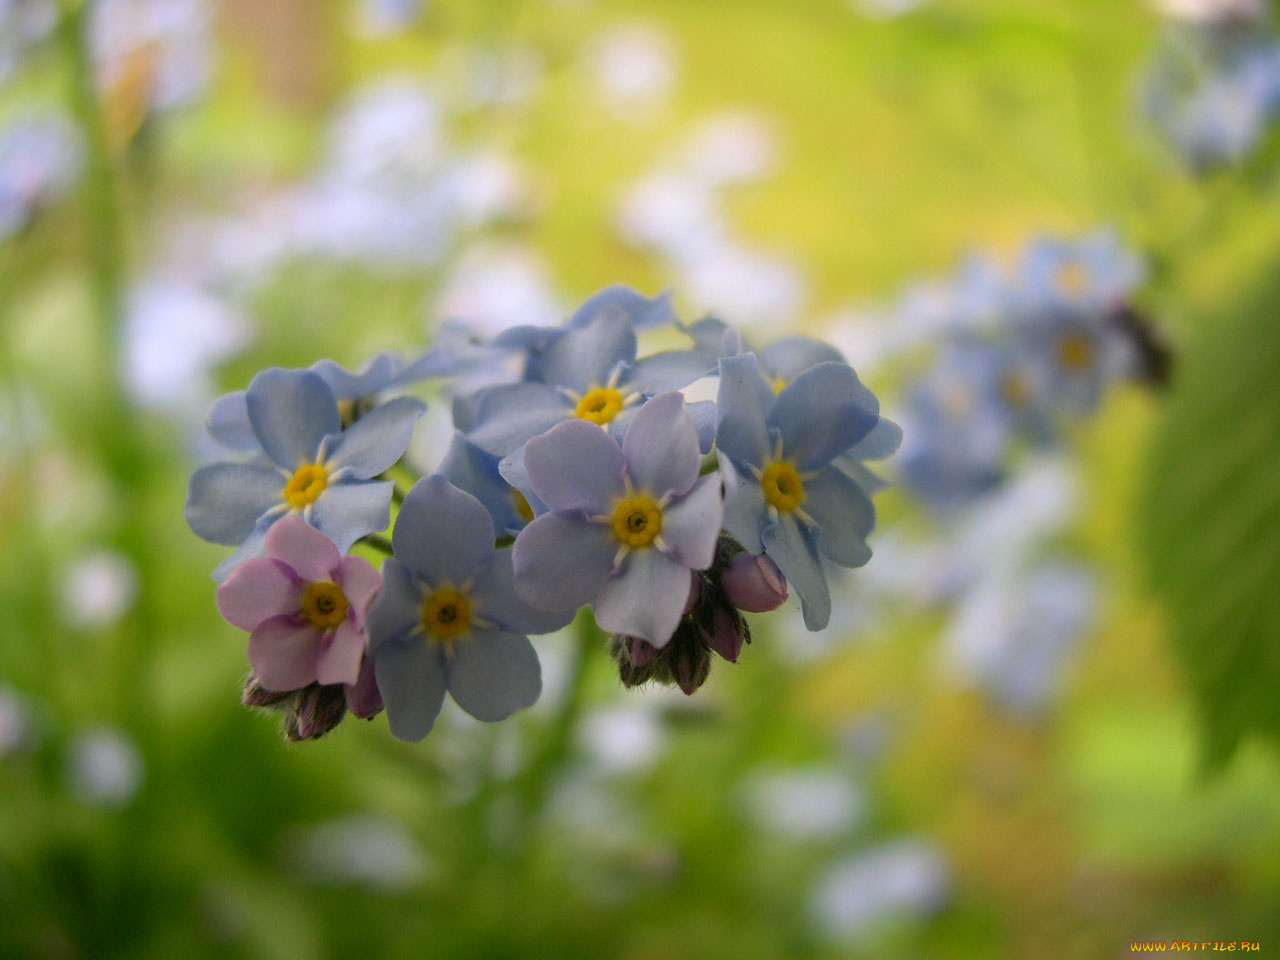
[3,0,1280,957]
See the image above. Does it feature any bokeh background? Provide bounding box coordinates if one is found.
[3,0,1280,957]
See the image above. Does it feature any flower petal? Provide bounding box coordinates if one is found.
[466,383,571,458]
[365,560,423,650]
[523,418,626,514]
[512,512,616,610]
[594,549,693,647]
[245,368,340,471]
[621,350,716,394]
[447,628,542,722]
[344,654,383,719]
[310,351,401,399]
[756,336,845,381]
[216,557,303,631]
[769,362,880,472]
[718,454,768,554]
[442,433,526,535]
[212,513,277,582]
[339,555,383,620]
[537,312,636,393]
[248,615,323,692]
[392,475,494,587]
[844,416,903,461]
[803,466,875,568]
[316,620,366,686]
[567,285,675,331]
[687,399,717,454]
[324,396,425,479]
[374,637,447,742]
[264,515,341,582]
[186,462,284,546]
[206,390,258,452]
[762,514,829,631]
[715,353,773,467]
[470,549,576,635]
[621,392,700,497]
[310,479,393,552]
[659,474,722,570]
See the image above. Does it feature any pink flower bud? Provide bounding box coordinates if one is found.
[703,606,744,663]
[344,656,383,720]
[722,553,787,613]
[631,637,660,668]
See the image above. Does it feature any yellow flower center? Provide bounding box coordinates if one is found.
[510,488,535,525]
[421,588,472,641]
[1001,371,1032,408]
[1057,332,1094,372]
[761,461,804,512]
[301,581,349,629]
[575,387,625,425]
[284,463,328,508]
[770,377,788,395]
[1056,262,1089,297]
[611,495,663,548]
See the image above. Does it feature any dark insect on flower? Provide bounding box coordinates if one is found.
[1108,305,1174,389]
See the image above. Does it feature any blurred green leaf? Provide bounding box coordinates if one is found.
[1138,272,1280,770]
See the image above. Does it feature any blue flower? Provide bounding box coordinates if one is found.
[512,392,723,647]
[186,368,425,580]
[439,432,543,537]
[681,319,903,492]
[897,339,1017,511]
[464,289,715,470]
[206,350,445,455]
[365,476,574,742]
[715,354,881,631]
[1010,231,1144,317]
[1006,309,1128,416]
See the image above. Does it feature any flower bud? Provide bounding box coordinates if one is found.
[344,657,384,720]
[722,553,787,613]
[242,673,294,710]
[285,684,347,741]
[703,606,745,663]
[671,637,711,696]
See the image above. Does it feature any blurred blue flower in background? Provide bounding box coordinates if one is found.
[0,113,81,240]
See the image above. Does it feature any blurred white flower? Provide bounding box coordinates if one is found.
[810,839,950,940]
[355,0,422,36]
[436,244,563,335]
[67,728,144,807]
[326,79,443,186]
[123,278,251,410]
[680,241,808,332]
[616,170,722,257]
[577,700,666,775]
[587,26,677,113]
[0,687,35,756]
[1153,0,1264,22]
[286,815,429,891]
[680,112,780,186]
[61,549,139,630]
[944,561,1097,714]
[741,768,866,840]
[0,0,57,82]
[854,0,928,19]
[90,0,213,113]
[0,113,82,240]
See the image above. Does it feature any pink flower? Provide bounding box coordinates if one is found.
[216,516,382,700]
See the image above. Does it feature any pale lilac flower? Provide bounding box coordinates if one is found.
[513,392,723,647]
[67,728,144,807]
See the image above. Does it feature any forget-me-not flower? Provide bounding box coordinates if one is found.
[366,476,575,742]
[464,290,714,466]
[186,367,424,580]
[512,392,723,647]
[715,354,880,630]
[439,432,543,536]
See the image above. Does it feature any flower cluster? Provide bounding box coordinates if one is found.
[894,232,1169,511]
[1142,2,1280,172]
[186,286,896,741]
